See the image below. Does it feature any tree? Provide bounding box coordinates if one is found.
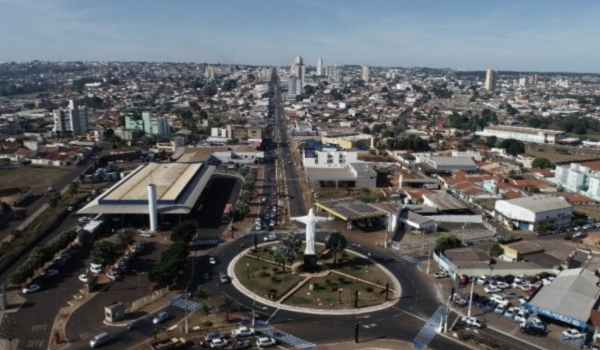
[47,193,61,208]
[194,286,210,299]
[362,126,371,134]
[490,243,504,257]
[273,245,296,272]
[434,235,461,251]
[281,233,302,251]
[531,157,554,169]
[325,231,347,264]
[117,230,135,248]
[499,139,525,157]
[68,181,79,197]
[90,241,119,265]
[485,136,497,148]
[219,295,238,322]
[234,202,250,217]
[170,222,196,243]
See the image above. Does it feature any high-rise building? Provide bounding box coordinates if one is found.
[53,99,88,135]
[205,66,215,80]
[288,76,302,97]
[361,63,370,82]
[316,57,323,76]
[485,69,497,91]
[125,112,170,138]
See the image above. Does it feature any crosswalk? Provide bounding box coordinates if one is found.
[254,321,315,349]
[394,251,423,266]
[413,305,444,349]
[170,296,203,312]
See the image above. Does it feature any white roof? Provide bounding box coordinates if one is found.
[497,195,571,213]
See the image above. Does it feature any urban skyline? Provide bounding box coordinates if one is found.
[1,0,599,73]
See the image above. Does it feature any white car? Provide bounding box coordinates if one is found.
[152,311,169,325]
[514,310,528,323]
[209,257,217,265]
[90,265,103,274]
[263,233,277,242]
[542,277,555,286]
[484,285,502,294]
[78,216,91,223]
[210,338,229,348]
[261,196,267,202]
[254,224,262,231]
[476,275,488,285]
[496,281,510,289]
[256,336,277,347]
[562,328,584,340]
[461,316,484,328]
[433,271,449,279]
[79,274,89,283]
[231,326,255,337]
[22,284,41,294]
[490,294,508,305]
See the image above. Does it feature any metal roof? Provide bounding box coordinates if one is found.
[316,199,386,221]
[423,192,468,211]
[499,195,572,213]
[526,268,600,325]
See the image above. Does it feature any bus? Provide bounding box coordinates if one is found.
[222,204,233,223]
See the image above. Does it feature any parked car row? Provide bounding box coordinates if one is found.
[200,328,276,348]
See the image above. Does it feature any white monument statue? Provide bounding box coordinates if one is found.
[291,208,330,255]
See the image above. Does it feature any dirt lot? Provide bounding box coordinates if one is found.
[573,205,600,221]
[0,166,69,192]
[525,149,599,163]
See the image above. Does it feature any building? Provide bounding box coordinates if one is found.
[320,134,372,149]
[484,68,497,91]
[53,100,88,135]
[78,162,215,217]
[422,192,469,213]
[361,63,370,82]
[422,156,478,172]
[494,195,572,231]
[211,125,262,141]
[302,150,358,168]
[290,56,305,92]
[305,161,376,189]
[325,64,340,83]
[205,66,215,80]
[316,57,323,76]
[525,268,600,330]
[124,112,170,138]
[288,76,302,97]
[476,125,566,144]
[553,162,600,201]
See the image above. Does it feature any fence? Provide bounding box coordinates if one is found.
[126,288,168,313]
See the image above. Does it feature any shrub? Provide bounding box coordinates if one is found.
[366,287,374,293]
[203,321,213,327]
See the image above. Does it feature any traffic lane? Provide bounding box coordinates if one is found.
[457,323,540,350]
[13,245,92,350]
[67,306,185,350]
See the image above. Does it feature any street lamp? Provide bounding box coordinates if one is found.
[246,263,250,279]
[338,288,343,304]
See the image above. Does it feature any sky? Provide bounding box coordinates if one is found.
[0,0,599,72]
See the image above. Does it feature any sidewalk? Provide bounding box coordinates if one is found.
[316,339,415,350]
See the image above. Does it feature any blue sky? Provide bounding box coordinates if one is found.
[0,0,599,72]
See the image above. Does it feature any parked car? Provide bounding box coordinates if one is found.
[89,332,111,348]
[79,274,89,283]
[504,306,519,319]
[152,311,169,325]
[514,310,528,323]
[494,303,508,315]
[256,336,277,347]
[503,291,520,299]
[22,284,41,294]
[231,326,255,337]
[490,294,508,305]
[42,268,59,278]
[90,265,103,274]
[484,285,502,294]
[219,273,230,284]
[209,257,217,265]
[204,332,223,342]
[263,233,277,242]
[521,325,545,337]
[495,281,510,289]
[433,271,449,279]
[562,329,584,340]
[210,338,229,348]
[476,275,488,285]
[461,316,484,328]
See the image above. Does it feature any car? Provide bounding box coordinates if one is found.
[107,270,120,280]
[254,224,262,231]
[209,257,217,265]
[433,271,449,279]
[494,303,508,315]
[514,310,528,323]
[90,265,103,274]
[22,284,41,294]
[231,326,255,337]
[490,294,508,305]
[79,274,89,283]
[476,275,488,285]
[504,306,519,319]
[562,328,584,340]
[256,336,277,347]
[78,216,91,223]
[484,285,502,294]
[231,340,251,350]
[263,233,277,242]
[518,297,528,305]
[219,273,230,283]
[261,196,267,202]
[513,274,526,284]
[503,291,520,299]
[542,277,555,286]
[204,332,223,342]
[519,283,535,291]
[67,206,74,212]
[152,311,169,325]
[89,332,111,348]
[496,281,510,289]
[521,325,545,337]
[461,316,484,328]
[210,338,229,348]
[140,231,153,237]
[43,268,59,278]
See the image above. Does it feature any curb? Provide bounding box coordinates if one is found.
[227,245,401,316]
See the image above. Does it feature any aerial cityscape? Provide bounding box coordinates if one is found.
[1,1,600,350]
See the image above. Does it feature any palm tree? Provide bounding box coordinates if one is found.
[325,231,347,265]
[219,295,238,322]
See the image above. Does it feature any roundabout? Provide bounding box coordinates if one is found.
[228,241,402,315]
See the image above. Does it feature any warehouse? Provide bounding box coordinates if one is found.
[422,156,478,172]
[494,195,572,231]
[78,162,215,218]
[525,268,600,330]
[476,125,566,144]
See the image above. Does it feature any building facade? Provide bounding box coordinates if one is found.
[316,57,323,76]
[494,195,572,231]
[553,163,600,201]
[361,64,370,82]
[53,100,88,135]
[302,150,359,168]
[124,112,170,138]
[476,125,566,144]
[485,68,497,91]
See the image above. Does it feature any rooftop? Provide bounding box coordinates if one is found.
[498,195,572,213]
[486,125,564,136]
[315,199,386,221]
[422,192,469,211]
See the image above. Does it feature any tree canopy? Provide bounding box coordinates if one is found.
[499,138,525,156]
[531,157,554,169]
[325,231,347,264]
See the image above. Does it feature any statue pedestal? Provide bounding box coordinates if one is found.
[302,254,319,273]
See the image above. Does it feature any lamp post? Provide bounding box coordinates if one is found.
[246,263,250,279]
[338,288,343,304]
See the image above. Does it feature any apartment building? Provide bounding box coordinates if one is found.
[53,100,88,135]
[553,162,600,201]
[124,112,170,138]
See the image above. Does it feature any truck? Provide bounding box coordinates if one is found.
[151,337,187,350]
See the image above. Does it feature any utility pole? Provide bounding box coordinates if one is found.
[184,290,189,333]
[467,277,475,318]
[252,289,256,327]
[426,244,432,274]
[354,323,359,343]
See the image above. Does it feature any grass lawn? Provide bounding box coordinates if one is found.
[524,149,598,163]
[250,243,325,263]
[0,166,69,192]
[284,275,387,310]
[234,256,303,300]
[319,252,393,288]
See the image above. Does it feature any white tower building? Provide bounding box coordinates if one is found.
[362,63,370,82]
[485,68,497,91]
[148,184,158,232]
[316,57,323,76]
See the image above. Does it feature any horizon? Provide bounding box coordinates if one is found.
[1,0,599,73]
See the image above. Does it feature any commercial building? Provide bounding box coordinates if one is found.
[422,156,478,172]
[315,199,387,230]
[422,192,469,213]
[205,66,215,80]
[485,68,497,91]
[302,150,358,168]
[320,134,372,149]
[525,268,600,330]
[288,76,302,97]
[553,162,600,201]
[210,125,263,141]
[476,125,566,144]
[494,195,572,231]
[78,162,215,217]
[124,112,170,138]
[53,100,88,135]
[305,162,376,189]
